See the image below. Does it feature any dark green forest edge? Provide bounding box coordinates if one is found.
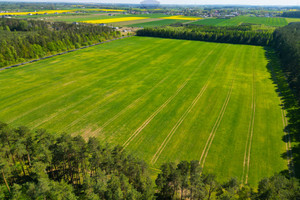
[1,18,300,199]
[137,24,274,46]
[282,11,300,18]
[0,122,299,200]
[0,18,121,68]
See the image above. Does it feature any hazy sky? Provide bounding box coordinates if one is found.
[3,0,300,6]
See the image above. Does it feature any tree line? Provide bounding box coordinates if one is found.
[273,23,300,99]
[282,11,300,18]
[0,18,121,68]
[0,122,299,199]
[272,23,300,178]
[136,24,274,46]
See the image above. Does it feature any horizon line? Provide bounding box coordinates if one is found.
[0,1,299,7]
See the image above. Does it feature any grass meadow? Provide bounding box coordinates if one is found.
[126,19,187,27]
[0,37,287,186]
[285,18,300,23]
[192,16,288,26]
[190,18,229,26]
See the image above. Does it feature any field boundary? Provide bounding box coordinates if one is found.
[0,36,133,72]
[266,50,295,176]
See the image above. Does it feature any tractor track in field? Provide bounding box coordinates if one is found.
[150,45,230,164]
[63,92,119,132]
[122,79,189,150]
[63,65,163,132]
[241,52,256,185]
[96,75,170,132]
[198,46,242,168]
[243,85,255,184]
[61,42,187,133]
[31,94,94,129]
[199,45,243,168]
[122,45,219,150]
[92,43,204,134]
[199,79,234,168]
[151,83,209,164]
[65,43,191,134]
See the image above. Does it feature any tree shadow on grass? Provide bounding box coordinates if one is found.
[264,47,300,178]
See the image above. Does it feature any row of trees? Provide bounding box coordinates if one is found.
[273,23,300,99]
[156,161,300,200]
[0,18,121,68]
[272,23,300,178]
[136,24,274,46]
[0,122,299,199]
[282,11,300,18]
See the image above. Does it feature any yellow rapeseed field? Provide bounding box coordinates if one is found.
[160,15,202,20]
[0,10,74,16]
[82,17,149,24]
[0,9,125,16]
[82,9,125,12]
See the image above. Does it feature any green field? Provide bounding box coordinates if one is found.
[190,18,229,25]
[285,18,300,23]
[218,16,288,26]
[126,19,186,27]
[0,37,287,185]
[191,16,288,27]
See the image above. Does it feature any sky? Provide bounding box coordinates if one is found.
[3,0,300,6]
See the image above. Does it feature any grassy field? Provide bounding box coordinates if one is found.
[127,19,186,27]
[0,37,287,185]
[191,16,288,27]
[111,18,163,26]
[190,18,229,25]
[218,16,288,26]
[285,18,300,23]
